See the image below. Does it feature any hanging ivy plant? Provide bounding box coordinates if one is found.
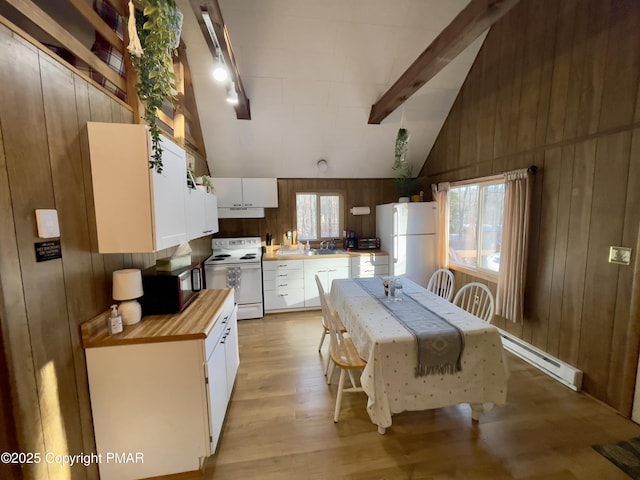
[394,128,409,167]
[391,127,422,197]
[130,0,181,174]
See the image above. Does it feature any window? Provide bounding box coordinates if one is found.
[296,192,342,241]
[448,180,505,275]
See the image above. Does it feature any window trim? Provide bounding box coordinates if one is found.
[447,176,505,281]
[294,189,345,242]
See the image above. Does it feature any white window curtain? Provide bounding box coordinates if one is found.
[431,182,450,269]
[496,169,533,322]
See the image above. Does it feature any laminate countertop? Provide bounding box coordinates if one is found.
[263,249,388,261]
[81,288,234,349]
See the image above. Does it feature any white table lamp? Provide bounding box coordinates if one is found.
[113,269,144,325]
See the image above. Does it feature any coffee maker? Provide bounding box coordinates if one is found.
[343,230,357,250]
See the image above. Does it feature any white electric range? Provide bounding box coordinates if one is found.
[204,237,264,320]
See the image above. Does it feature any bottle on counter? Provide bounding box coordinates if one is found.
[107,304,123,335]
[305,241,310,251]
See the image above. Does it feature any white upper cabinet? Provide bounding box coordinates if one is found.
[86,122,187,253]
[185,189,219,240]
[213,178,278,208]
[204,193,219,234]
[153,136,190,249]
[185,189,206,239]
[241,178,278,207]
[213,178,243,207]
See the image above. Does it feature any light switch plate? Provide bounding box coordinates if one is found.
[609,246,632,265]
[186,151,195,171]
[35,209,60,238]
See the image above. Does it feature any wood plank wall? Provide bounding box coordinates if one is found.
[420,0,640,414]
[218,178,398,243]
[0,23,212,480]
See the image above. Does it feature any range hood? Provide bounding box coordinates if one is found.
[217,207,265,219]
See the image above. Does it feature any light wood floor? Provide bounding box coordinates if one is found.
[202,310,640,479]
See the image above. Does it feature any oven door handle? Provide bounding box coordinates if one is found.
[205,263,262,270]
[237,263,262,270]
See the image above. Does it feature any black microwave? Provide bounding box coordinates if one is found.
[140,264,202,315]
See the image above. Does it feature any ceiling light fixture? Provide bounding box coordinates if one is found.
[202,11,230,83]
[317,159,329,173]
[226,81,239,104]
[212,49,229,82]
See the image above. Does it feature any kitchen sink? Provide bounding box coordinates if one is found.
[275,247,346,256]
[306,249,346,255]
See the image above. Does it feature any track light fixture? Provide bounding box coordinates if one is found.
[212,49,229,82]
[202,11,230,84]
[226,81,239,104]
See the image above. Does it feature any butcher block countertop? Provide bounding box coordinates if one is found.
[263,249,388,261]
[81,288,233,349]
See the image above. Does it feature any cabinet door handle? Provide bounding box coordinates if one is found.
[278,264,288,268]
[245,203,253,206]
[278,283,288,287]
[279,293,288,297]
[278,274,288,277]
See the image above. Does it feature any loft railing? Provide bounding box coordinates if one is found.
[0,0,206,157]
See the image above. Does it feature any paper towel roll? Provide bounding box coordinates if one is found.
[350,206,371,215]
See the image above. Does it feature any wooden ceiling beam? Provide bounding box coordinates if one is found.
[189,0,251,120]
[368,0,520,125]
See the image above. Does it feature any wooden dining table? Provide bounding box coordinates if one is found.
[330,276,509,433]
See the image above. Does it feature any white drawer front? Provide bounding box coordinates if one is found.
[205,295,235,358]
[350,254,389,268]
[263,268,304,282]
[351,265,389,278]
[303,257,349,270]
[262,260,303,271]
[264,278,304,291]
[264,289,305,311]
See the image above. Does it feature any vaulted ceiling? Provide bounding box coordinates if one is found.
[177,0,488,179]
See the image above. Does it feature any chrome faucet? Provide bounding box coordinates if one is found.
[319,240,327,249]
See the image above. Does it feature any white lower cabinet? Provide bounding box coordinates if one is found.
[224,315,240,399]
[263,260,305,311]
[350,253,389,278]
[85,293,237,480]
[263,254,389,311]
[205,298,238,452]
[303,258,350,308]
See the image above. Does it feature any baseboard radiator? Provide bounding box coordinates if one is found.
[497,328,583,391]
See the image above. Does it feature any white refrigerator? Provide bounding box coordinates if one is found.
[376,202,437,286]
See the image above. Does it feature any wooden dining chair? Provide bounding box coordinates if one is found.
[321,294,367,423]
[426,268,455,301]
[315,275,346,358]
[453,282,495,323]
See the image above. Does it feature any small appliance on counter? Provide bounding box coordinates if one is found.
[357,237,380,250]
[343,230,357,250]
[140,263,202,315]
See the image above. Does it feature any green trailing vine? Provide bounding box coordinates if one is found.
[130,0,181,174]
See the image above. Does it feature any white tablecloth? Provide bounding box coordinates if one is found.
[330,277,509,430]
